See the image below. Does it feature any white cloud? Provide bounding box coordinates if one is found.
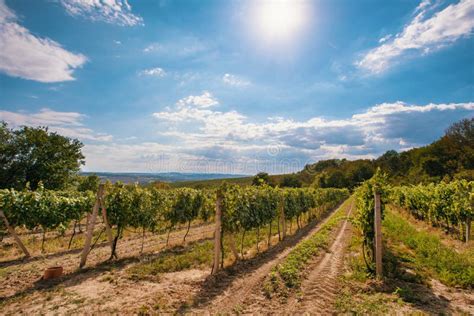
[152,92,473,169]
[223,73,251,87]
[0,108,112,142]
[357,0,474,73]
[79,96,473,173]
[83,142,177,172]
[139,67,166,77]
[175,91,219,109]
[143,43,161,53]
[0,0,87,83]
[59,0,143,26]
[378,34,392,43]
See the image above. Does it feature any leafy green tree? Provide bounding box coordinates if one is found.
[324,170,348,188]
[280,174,302,188]
[376,150,404,176]
[347,161,374,186]
[0,122,84,190]
[77,174,100,192]
[252,172,272,186]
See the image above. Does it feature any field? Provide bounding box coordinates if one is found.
[1,180,472,314]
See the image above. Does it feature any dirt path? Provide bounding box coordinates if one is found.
[0,223,214,299]
[186,200,352,314]
[284,202,353,314]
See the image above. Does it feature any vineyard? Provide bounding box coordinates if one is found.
[0,183,348,267]
[2,0,474,312]
[354,173,473,270]
[1,174,473,314]
[390,180,473,241]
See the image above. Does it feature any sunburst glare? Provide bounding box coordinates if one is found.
[251,0,311,44]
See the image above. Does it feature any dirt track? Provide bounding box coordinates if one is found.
[186,200,353,314]
[284,202,353,313]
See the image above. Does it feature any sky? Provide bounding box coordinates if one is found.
[0,0,473,175]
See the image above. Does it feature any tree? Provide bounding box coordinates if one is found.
[0,122,84,190]
[445,118,474,148]
[280,174,302,188]
[376,150,403,176]
[252,172,272,186]
[77,174,100,192]
[443,118,474,170]
[348,161,374,186]
[324,170,348,188]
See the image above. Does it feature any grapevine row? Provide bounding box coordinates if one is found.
[1,183,349,263]
[354,169,389,272]
[219,184,349,261]
[390,180,473,241]
[0,183,215,257]
[355,172,473,273]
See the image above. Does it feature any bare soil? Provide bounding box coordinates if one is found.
[282,203,353,314]
[184,201,353,314]
[0,223,214,307]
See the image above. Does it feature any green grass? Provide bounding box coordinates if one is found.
[335,289,397,315]
[335,205,474,314]
[263,199,350,296]
[0,266,11,278]
[383,207,474,289]
[128,240,214,279]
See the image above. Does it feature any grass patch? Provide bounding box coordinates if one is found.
[128,240,214,280]
[263,199,350,296]
[335,288,397,315]
[383,207,474,289]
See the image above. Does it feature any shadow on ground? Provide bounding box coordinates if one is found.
[178,203,345,313]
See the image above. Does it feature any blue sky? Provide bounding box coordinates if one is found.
[0,0,473,174]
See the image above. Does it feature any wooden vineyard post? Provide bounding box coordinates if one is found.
[212,190,223,275]
[280,197,286,239]
[466,219,471,243]
[99,196,113,250]
[374,192,383,278]
[79,184,104,268]
[0,210,30,258]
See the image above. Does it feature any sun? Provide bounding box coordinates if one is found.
[252,0,309,43]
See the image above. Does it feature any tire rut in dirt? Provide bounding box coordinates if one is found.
[286,203,353,314]
[184,200,350,314]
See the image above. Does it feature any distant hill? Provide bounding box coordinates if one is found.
[169,176,253,188]
[80,172,249,184]
[83,118,473,189]
[170,118,473,189]
[297,117,473,188]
